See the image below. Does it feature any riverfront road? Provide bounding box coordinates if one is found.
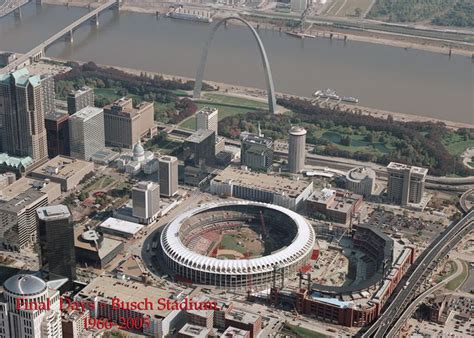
[362,210,474,337]
[0,0,120,74]
[386,259,466,337]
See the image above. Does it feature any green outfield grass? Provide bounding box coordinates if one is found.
[284,324,327,338]
[221,235,247,254]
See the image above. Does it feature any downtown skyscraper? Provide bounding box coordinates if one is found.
[0,68,49,164]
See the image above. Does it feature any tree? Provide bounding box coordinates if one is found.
[117,88,128,97]
[354,7,362,17]
[340,136,351,146]
[78,192,89,201]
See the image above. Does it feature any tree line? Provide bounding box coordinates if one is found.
[55,62,202,124]
[218,98,473,177]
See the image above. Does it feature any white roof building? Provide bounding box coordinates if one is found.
[98,217,143,238]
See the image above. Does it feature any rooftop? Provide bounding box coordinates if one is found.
[347,167,376,181]
[186,129,215,144]
[289,126,307,136]
[212,167,311,198]
[36,205,71,221]
[0,153,34,170]
[0,189,47,214]
[90,149,120,164]
[241,132,273,147]
[133,181,159,191]
[45,111,69,122]
[309,188,362,213]
[3,274,47,296]
[98,217,143,236]
[179,323,211,338]
[31,156,93,180]
[0,177,59,201]
[70,106,103,121]
[226,308,260,324]
[74,228,123,259]
[309,292,354,309]
[222,326,250,338]
[68,86,92,97]
[104,97,153,118]
[196,106,218,117]
[77,274,189,318]
[158,155,178,163]
[387,162,428,176]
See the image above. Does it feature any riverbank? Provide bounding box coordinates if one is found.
[32,56,474,130]
[41,0,474,57]
[99,64,474,129]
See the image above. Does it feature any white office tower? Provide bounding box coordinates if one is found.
[132,181,160,225]
[196,107,218,135]
[158,155,178,197]
[0,274,62,338]
[387,162,428,206]
[288,126,307,173]
[69,106,105,161]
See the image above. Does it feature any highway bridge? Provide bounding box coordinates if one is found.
[385,259,467,337]
[0,0,29,18]
[361,209,474,337]
[460,188,474,213]
[0,0,121,75]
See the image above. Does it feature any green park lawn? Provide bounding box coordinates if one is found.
[180,93,268,130]
[442,133,474,156]
[203,93,268,109]
[180,103,253,130]
[94,87,143,104]
[314,130,396,155]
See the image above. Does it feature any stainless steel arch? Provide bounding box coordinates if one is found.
[193,16,277,114]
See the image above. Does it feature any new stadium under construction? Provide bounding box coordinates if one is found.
[159,201,316,290]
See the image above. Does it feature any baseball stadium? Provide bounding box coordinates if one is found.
[159,201,316,290]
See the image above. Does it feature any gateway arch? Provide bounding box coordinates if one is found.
[193,16,277,114]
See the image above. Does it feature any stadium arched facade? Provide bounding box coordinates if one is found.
[160,201,315,290]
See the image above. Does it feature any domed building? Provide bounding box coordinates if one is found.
[132,141,145,162]
[0,274,62,337]
[115,141,157,175]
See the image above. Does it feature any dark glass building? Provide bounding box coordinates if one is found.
[36,205,76,282]
[45,111,70,157]
[183,129,216,167]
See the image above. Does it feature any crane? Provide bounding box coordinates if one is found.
[259,210,268,239]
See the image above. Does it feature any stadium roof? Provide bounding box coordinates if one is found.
[161,201,315,274]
